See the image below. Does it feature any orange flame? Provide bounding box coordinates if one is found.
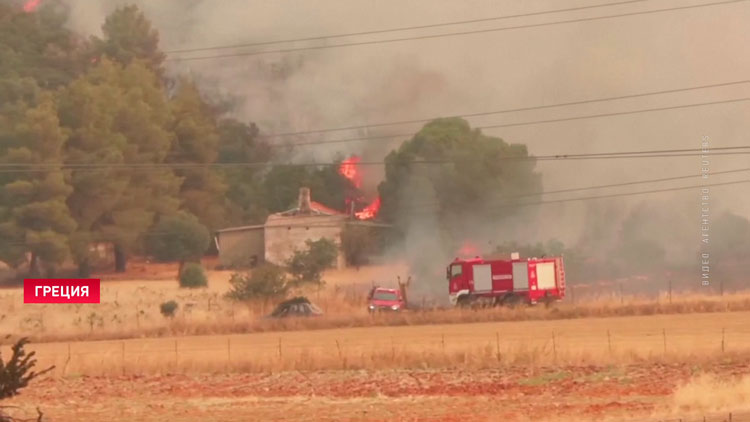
[355,197,381,220]
[338,156,362,189]
[339,155,381,220]
[23,0,42,12]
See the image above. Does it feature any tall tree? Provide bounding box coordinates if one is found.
[92,4,166,76]
[168,79,228,232]
[378,118,541,237]
[217,118,272,225]
[59,59,180,275]
[0,1,86,89]
[0,93,75,276]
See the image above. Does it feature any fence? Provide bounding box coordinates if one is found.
[15,323,750,376]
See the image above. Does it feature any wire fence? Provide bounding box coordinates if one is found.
[10,324,748,377]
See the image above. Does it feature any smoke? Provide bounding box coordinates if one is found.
[57,1,750,290]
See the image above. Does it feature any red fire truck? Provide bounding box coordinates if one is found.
[446,255,566,307]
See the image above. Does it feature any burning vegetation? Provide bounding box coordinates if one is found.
[338,155,381,221]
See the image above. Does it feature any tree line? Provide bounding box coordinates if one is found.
[0,3,352,277]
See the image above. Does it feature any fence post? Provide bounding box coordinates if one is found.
[552,332,557,363]
[121,341,126,375]
[662,329,667,355]
[607,330,612,355]
[278,337,282,358]
[227,338,231,365]
[722,328,726,353]
[174,340,178,367]
[441,333,445,353]
[391,337,395,359]
[495,332,501,361]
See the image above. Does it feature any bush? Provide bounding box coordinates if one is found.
[160,300,178,318]
[287,238,338,286]
[226,264,288,301]
[179,263,207,288]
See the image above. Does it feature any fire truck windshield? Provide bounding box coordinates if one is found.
[450,265,462,278]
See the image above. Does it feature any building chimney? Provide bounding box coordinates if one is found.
[298,187,312,214]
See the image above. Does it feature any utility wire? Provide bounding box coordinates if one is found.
[168,0,749,61]
[266,96,750,148]
[408,178,750,216]
[1,172,746,248]
[0,147,747,173]
[165,0,649,54]
[403,167,750,212]
[264,79,750,138]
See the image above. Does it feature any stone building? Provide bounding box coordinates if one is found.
[215,187,384,269]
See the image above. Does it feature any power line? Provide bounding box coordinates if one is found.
[403,167,750,212]
[408,178,750,215]
[168,0,749,61]
[268,97,750,148]
[263,79,750,139]
[165,0,648,54]
[0,147,747,173]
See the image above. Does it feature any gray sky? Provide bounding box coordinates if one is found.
[63,0,750,251]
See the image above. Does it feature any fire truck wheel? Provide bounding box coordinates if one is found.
[456,295,471,308]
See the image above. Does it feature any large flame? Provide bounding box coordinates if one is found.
[338,156,362,189]
[355,197,381,220]
[23,0,42,12]
[339,155,381,220]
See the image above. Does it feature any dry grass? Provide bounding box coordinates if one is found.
[2,265,750,344]
[672,374,750,414]
[9,310,749,377]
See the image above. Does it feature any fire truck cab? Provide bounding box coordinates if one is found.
[446,255,566,307]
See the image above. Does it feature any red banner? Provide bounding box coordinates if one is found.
[24,279,101,304]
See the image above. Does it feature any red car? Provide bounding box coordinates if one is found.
[367,287,405,312]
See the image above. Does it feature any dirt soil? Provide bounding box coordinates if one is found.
[9,361,749,422]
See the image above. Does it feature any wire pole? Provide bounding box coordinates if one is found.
[662,329,667,355]
[607,330,612,355]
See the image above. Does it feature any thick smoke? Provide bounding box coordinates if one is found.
[60,0,750,293]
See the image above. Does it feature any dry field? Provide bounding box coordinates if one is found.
[2,297,749,421]
[11,311,750,376]
[5,355,750,421]
[2,264,750,344]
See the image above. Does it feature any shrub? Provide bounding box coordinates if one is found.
[160,300,179,318]
[179,263,208,289]
[227,264,288,301]
[287,238,338,286]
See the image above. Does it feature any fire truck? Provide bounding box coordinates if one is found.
[447,254,566,307]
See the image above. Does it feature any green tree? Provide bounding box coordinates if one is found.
[218,118,272,225]
[168,79,228,231]
[0,1,86,89]
[59,59,180,275]
[378,118,541,235]
[286,238,338,286]
[261,163,349,214]
[146,212,210,277]
[226,264,289,301]
[92,5,166,75]
[0,93,75,276]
